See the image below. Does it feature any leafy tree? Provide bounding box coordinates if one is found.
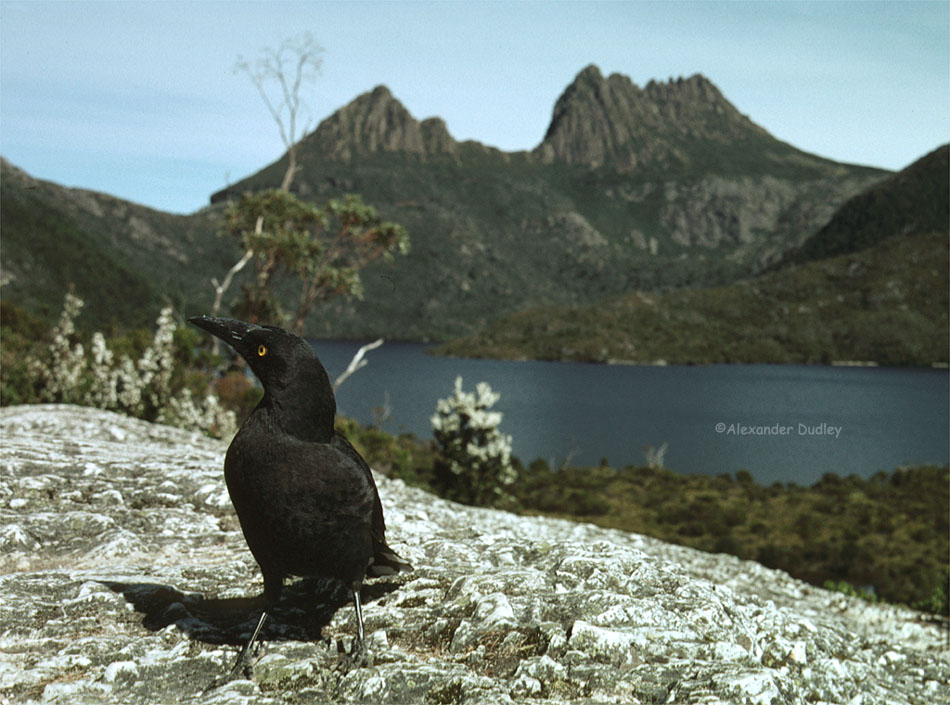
[224,189,409,334]
[214,35,409,334]
[210,35,324,321]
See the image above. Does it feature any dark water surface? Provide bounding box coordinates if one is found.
[311,340,949,486]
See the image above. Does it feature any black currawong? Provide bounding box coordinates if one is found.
[188,315,412,677]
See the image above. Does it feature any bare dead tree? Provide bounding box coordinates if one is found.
[206,218,260,356]
[372,390,392,429]
[557,445,582,471]
[235,33,324,193]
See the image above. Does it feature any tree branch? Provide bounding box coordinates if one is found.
[333,338,384,391]
[211,248,254,318]
[209,215,261,355]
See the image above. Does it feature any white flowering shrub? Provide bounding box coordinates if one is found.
[161,388,236,438]
[431,376,516,506]
[28,293,236,438]
[32,292,88,403]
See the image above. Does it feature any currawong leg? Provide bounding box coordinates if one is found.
[229,609,268,676]
[228,571,282,677]
[339,584,370,668]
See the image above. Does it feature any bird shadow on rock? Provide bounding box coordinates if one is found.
[102,577,402,647]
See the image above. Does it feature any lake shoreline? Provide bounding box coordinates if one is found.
[310,336,949,369]
[308,339,950,483]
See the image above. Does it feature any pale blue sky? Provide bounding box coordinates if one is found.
[1,0,947,214]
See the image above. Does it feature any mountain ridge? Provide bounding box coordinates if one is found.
[3,65,899,346]
[302,84,462,163]
[784,143,949,264]
[435,147,950,365]
[214,64,858,195]
[0,158,230,328]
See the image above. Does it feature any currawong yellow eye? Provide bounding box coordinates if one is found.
[257,344,267,357]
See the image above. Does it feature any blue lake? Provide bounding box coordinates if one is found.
[311,340,949,486]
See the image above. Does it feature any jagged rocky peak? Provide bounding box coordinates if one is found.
[420,116,458,155]
[645,73,727,105]
[305,85,458,162]
[535,64,767,170]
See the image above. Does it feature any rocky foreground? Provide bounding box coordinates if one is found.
[0,405,946,704]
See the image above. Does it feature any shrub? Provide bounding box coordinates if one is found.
[23,293,236,438]
[336,416,436,489]
[915,568,949,618]
[431,376,515,506]
[823,579,879,604]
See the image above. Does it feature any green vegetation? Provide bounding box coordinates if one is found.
[0,159,233,332]
[0,187,157,329]
[787,144,948,264]
[334,416,437,489]
[212,139,884,342]
[0,296,250,437]
[432,146,948,366]
[436,230,949,366]
[4,300,945,618]
[510,461,949,615]
[0,300,49,406]
[0,132,904,347]
[344,420,949,618]
[223,189,409,334]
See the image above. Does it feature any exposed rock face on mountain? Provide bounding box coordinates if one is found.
[2,404,947,704]
[290,85,459,164]
[534,65,768,170]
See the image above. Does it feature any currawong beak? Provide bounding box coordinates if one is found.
[188,315,261,353]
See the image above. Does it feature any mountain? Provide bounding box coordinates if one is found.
[0,159,232,328]
[784,144,949,263]
[209,65,888,340]
[299,84,460,163]
[3,66,892,341]
[436,149,950,366]
[534,65,770,170]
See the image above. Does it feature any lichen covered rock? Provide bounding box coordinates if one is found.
[1,405,946,703]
